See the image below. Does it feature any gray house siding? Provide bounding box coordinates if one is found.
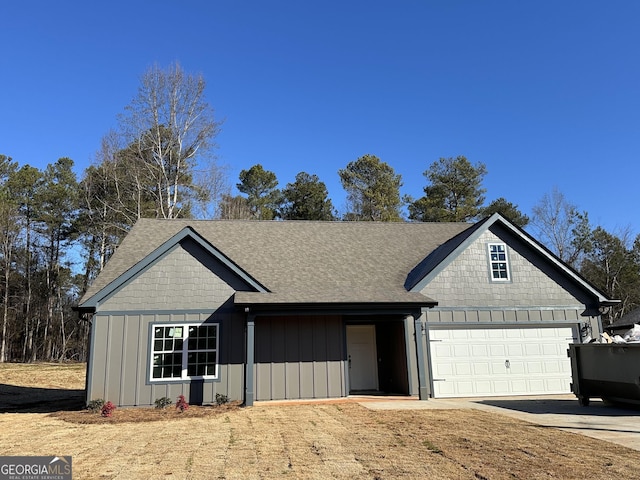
[99,239,243,312]
[424,308,583,324]
[86,240,253,407]
[86,310,245,406]
[421,230,585,310]
[254,315,346,401]
[418,227,601,334]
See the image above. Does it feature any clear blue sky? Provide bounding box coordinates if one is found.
[1,1,638,236]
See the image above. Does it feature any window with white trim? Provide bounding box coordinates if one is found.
[488,243,510,281]
[151,324,219,381]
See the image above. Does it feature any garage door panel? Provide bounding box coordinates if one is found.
[508,361,526,374]
[546,378,564,390]
[433,363,454,376]
[526,362,543,374]
[511,380,528,392]
[473,362,490,375]
[434,381,455,396]
[474,381,492,394]
[507,344,524,356]
[489,345,506,356]
[429,326,575,398]
[490,361,506,374]
[471,345,488,356]
[457,381,474,395]
[432,344,453,357]
[454,345,470,356]
[543,360,559,372]
[455,363,472,375]
[524,344,541,355]
[542,343,561,355]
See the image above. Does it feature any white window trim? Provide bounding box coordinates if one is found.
[150,323,219,382]
[488,242,511,282]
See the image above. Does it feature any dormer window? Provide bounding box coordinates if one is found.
[488,243,510,281]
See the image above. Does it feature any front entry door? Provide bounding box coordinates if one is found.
[346,325,379,392]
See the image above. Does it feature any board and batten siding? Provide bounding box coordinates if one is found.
[254,316,346,401]
[424,307,582,324]
[87,311,245,407]
[87,240,249,407]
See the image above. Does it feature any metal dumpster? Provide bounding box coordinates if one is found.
[569,343,640,406]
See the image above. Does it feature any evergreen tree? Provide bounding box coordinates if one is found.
[338,154,403,221]
[281,172,335,220]
[409,155,486,222]
[481,197,529,227]
[236,164,282,220]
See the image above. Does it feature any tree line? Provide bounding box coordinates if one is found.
[0,63,638,362]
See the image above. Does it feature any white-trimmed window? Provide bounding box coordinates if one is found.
[488,243,510,281]
[151,324,218,381]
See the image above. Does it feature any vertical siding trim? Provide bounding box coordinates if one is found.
[297,318,302,398]
[245,315,255,406]
[135,315,144,406]
[413,314,429,400]
[104,315,112,399]
[119,316,127,406]
[85,316,96,405]
[403,315,416,395]
[324,317,330,398]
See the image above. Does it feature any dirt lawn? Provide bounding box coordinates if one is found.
[2,363,640,479]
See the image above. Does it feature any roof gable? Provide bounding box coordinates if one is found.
[408,213,616,305]
[79,226,266,310]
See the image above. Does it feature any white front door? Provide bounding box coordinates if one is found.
[429,326,575,398]
[346,325,379,392]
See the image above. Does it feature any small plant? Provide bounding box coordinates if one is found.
[176,394,189,412]
[154,397,173,409]
[86,399,105,413]
[101,401,116,417]
[215,393,229,405]
[422,439,442,454]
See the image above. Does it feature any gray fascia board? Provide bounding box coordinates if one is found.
[410,213,618,305]
[79,227,267,309]
[234,301,433,317]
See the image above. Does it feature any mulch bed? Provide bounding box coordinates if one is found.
[50,401,242,424]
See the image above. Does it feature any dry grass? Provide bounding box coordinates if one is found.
[2,363,640,479]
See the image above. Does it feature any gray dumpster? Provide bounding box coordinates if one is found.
[569,343,640,406]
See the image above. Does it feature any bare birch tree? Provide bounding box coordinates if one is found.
[531,187,590,268]
[119,62,223,219]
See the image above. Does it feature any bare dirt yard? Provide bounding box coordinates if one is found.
[2,363,640,479]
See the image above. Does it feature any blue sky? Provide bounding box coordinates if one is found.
[1,1,638,236]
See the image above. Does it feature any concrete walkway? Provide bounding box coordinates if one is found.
[361,394,640,451]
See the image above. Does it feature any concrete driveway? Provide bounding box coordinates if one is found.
[361,394,640,451]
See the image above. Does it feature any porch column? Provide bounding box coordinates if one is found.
[245,314,255,406]
[413,312,429,400]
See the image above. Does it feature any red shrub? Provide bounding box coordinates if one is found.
[176,395,189,412]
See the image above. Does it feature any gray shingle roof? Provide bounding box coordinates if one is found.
[80,219,474,308]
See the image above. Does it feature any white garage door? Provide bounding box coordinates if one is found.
[429,326,576,398]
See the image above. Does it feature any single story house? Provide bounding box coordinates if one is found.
[76,214,617,407]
